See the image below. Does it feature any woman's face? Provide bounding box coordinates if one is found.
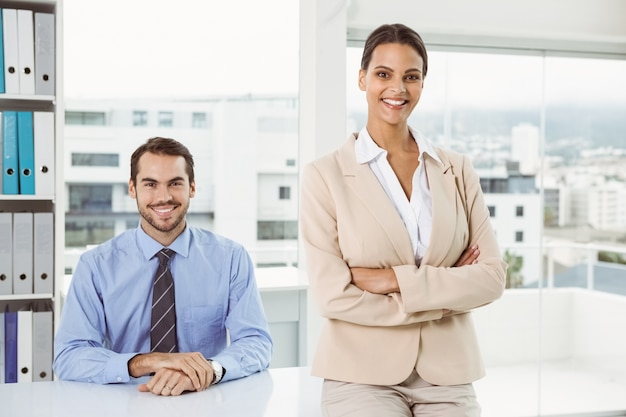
[358,42,424,128]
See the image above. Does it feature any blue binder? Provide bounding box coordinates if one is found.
[4,309,17,383]
[17,111,35,195]
[2,111,18,194]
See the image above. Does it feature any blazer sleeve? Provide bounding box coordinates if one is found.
[393,153,507,314]
[301,160,443,327]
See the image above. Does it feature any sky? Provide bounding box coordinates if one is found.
[63,0,300,99]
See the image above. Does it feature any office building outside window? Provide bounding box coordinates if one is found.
[133,110,148,126]
[192,112,207,128]
[158,111,173,127]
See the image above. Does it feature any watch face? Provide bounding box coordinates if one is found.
[211,360,223,383]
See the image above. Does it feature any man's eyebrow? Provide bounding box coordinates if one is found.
[139,176,185,183]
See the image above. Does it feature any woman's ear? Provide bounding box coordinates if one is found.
[358,69,366,91]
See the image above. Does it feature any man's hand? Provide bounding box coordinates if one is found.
[138,368,195,396]
[129,352,214,395]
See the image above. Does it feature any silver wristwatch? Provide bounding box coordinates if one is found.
[209,360,225,384]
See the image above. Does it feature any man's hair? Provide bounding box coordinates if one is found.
[360,23,428,78]
[130,137,195,184]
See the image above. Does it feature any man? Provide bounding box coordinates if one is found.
[54,137,273,396]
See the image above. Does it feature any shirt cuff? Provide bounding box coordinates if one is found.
[106,352,138,384]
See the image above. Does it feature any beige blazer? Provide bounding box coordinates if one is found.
[301,134,507,386]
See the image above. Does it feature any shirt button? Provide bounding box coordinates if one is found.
[117,376,122,382]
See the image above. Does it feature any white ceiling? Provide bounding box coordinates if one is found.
[345,0,626,56]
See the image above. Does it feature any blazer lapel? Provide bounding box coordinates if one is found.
[422,153,460,266]
[337,136,415,263]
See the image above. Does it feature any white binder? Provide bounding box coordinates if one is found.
[16,309,33,382]
[0,212,13,295]
[32,309,53,381]
[2,9,19,94]
[0,111,3,194]
[34,13,55,96]
[12,212,33,295]
[34,212,53,294]
[17,9,35,95]
[34,112,55,197]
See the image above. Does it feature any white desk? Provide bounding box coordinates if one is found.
[0,367,323,417]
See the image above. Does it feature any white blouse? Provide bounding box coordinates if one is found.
[355,126,443,265]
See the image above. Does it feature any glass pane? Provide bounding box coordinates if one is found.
[63,0,299,273]
[540,56,626,415]
[348,45,626,416]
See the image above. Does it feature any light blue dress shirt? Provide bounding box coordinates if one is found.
[53,225,273,384]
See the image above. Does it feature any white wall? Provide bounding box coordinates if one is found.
[473,288,626,367]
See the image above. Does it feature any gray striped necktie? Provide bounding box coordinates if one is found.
[150,248,178,353]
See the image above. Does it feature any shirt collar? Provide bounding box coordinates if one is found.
[355,126,443,166]
[137,223,191,260]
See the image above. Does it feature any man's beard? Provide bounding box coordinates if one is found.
[138,203,187,233]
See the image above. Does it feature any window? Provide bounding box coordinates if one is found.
[488,206,496,217]
[258,117,298,133]
[192,112,207,128]
[65,111,105,125]
[515,230,524,242]
[286,159,296,167]
[65,220,115,248]
[158,111,173,127]
[71,153,119,167]
[279,186,291,200]
[516,205,524,217]
[257,220,298,240]
[68,185,113,213]
[133,111,148,126]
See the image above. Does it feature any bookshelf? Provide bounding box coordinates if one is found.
[0,0,63,383]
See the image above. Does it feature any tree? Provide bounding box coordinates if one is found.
[503,249,524,289]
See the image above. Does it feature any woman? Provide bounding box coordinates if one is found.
[300,23,507,416]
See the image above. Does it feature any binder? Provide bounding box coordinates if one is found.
[0,9,5,94]
[17,9,35,95]
[0,311,4,383]
[0,110,3,194]
[17,111,35,195]
[12,212,33,295]
[34,13,54,96]
[2,111,19,195]
[33,212,53,294]
[16,309,33,382]
[31,308,53,381]
[33,112,55,196]
[4,309,17,383]
[2,9,19,94]
[0,212,12,295]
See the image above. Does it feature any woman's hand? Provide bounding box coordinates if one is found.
[350,245,480,295]
[453,245,480,267]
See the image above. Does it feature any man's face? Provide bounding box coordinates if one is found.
[128,152,195,244]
